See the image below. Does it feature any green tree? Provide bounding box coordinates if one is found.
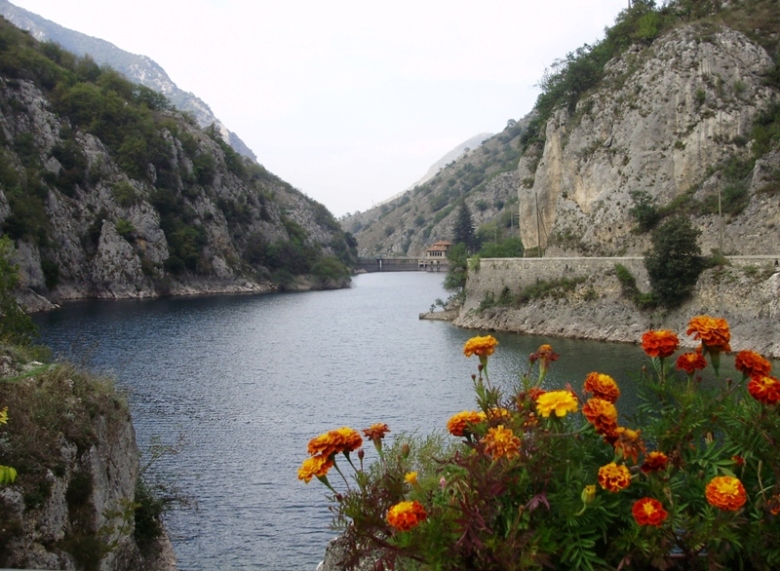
[453,202,477,253]
[478,236,524,258]
[443,242,468,293]
[0,236,37,343]
[644,216,704,308]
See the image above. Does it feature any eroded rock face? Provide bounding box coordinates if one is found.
[519,25,779,256]
[0,360,176,571]
[0,73,352,306]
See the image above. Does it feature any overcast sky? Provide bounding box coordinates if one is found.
[13,0,628,217]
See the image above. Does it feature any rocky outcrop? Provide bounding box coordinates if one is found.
[519,24,779,256]
[0,353,176,570]
[0,19,355,307]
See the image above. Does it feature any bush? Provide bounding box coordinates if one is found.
[478,236,524,258]
[0,237,38,343]
[301,320,780,569]
[629,190,660,232]
[644,216,704,308]
[311,256,350,287]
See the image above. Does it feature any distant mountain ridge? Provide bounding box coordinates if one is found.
[0,0,257,160]
[407,132,493,190]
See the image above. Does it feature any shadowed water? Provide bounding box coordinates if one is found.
[35,273,655,570]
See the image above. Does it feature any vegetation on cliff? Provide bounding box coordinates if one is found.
[0,240,169,570]
[0,16,356,301]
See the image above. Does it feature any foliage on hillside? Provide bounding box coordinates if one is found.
[0,17,355,293]
[343,121,526,257]
[526,0,780,153]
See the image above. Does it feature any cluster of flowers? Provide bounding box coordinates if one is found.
[301,315,780,566]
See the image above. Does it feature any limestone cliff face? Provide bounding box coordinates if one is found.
[0,36,355,307]
[520,24,779,256]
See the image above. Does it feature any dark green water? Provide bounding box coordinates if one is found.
[34,273,663,570]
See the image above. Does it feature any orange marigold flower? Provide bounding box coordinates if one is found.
[598,462,631,493]
[676,352,707,375]
[641,330,680,358]
[530,344,559,372]
[481,425,521,460]
[640,451,669,474]
[297,454,334,483]
[705,475,747,511]
[632,497,668,526]
[735,350,772,379]
[447,410,486,437]
[307,427,363,457]
[747,375,780,405]
[463,335,499,358]
[386,500,427,531]
[535,390,579,418]
[583,372,620,403]
[362,423,390,441]
[686,316,731,352]
[582,398,618,436]
[768,494,780,516]
[613,427,646,464]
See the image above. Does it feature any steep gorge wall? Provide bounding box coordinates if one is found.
[519,24,780,257]
[456,257,780,358]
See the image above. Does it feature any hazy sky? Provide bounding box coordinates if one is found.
[13,0,628,217]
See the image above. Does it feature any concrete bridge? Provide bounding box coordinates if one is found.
[357,257,449,273]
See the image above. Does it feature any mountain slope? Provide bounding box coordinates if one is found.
[350,0,780,263]
[0,0,257,160]
[0,17,355,307]
[342,120,528,257]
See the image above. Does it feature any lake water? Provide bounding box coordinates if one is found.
[34,272,653,570]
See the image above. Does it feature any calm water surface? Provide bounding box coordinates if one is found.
[35,273,652,570]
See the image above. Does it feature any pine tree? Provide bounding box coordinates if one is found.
[453,202,477,253]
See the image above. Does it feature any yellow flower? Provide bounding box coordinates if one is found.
[297,454,334,484]
[463,335,499,358]
[480,425,521,460]
[404,471,418,486]
[535,390,579,418]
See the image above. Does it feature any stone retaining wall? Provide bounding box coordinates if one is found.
[458,257,780,358]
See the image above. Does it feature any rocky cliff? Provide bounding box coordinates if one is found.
[0,0,257,161]
[519,20,779,257]
[0,347,175,570]
[0,18,355,308]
